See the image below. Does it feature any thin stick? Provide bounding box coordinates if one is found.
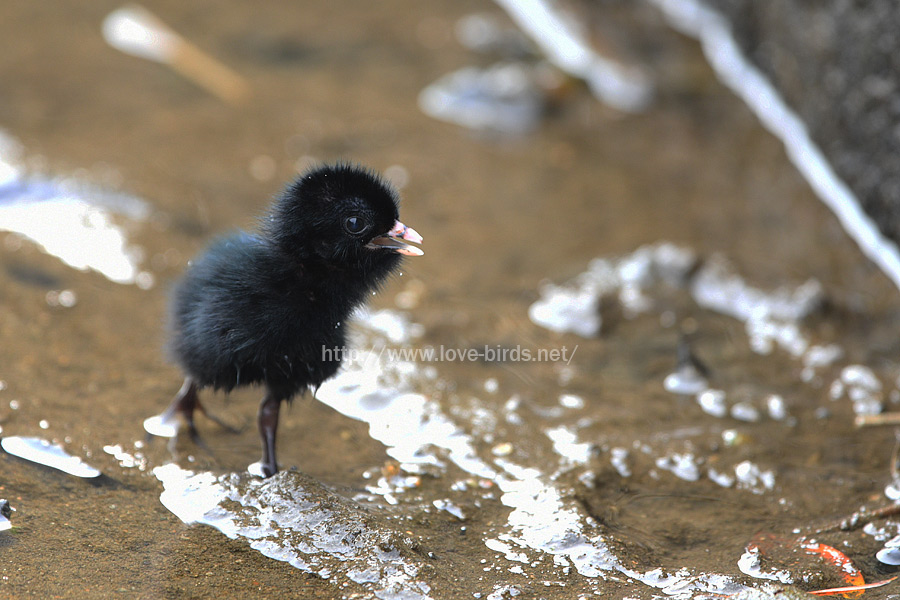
[103,4,249,105]
[855,413,900,427]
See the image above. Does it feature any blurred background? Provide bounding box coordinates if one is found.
[1,1,900,598]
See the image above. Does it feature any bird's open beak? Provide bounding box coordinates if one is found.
[367,220,424,256]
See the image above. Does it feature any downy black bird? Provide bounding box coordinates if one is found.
[145,163,423,477]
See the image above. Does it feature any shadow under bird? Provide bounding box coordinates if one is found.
[145,163,423,477]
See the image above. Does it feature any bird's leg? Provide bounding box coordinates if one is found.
[145,378,239,443]
[257,391,282,477]
[146,377,202,441]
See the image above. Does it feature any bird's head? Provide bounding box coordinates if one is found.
[266,164,423,271]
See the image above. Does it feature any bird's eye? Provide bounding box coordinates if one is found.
[343,216,367,235]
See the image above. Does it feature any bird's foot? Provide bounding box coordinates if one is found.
[248,460,278,478]
[145,379,241,443]
[143,410,181,439]
[145,378,201,440]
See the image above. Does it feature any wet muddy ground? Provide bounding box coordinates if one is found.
[1,1,900,598]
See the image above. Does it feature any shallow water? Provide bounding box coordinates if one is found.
[1,1,900,598]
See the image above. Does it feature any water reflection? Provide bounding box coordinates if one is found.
[1,436,101,478]
[0,131,151,286]
[150,240,895,597]
[1,0,899,597]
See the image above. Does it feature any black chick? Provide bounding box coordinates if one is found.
[146,163,423,477]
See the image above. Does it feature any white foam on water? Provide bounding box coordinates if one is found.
[664,369,708,396]
[0,130,150,285]
[418,63,545,135]
[558,394,584,409]
[527,245,857,431]
[492,0,653,112]
[528,243,696,337]
[0,198,140,284]
[830,364,885,416]
[610,447,631,477]
[545,426,592,465]
[102,443,147,471]
[876,534,900,566]
[142,413,179,439]
[697,389,728,418]
[690,256,823,358]
[708,468,735,488]
[655,452,701,482]
[152,310,745,597]
[315,356,496,480]
[528,283,601,337]
[649,0,900,294]
[1,436,101,478]
[765,395,788,421]
[737,547,793,584]
[432,498,466,520]
[730,402,760,423]
[733,461,775,494]
[355,308,424,344]
[154,464,433,599]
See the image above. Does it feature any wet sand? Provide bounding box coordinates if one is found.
[1,1,899,598]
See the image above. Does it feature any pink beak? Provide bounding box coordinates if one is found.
[366,220,424,256]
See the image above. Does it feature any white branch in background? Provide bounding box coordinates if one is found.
[493,0,653,112]
[650,0,900,294]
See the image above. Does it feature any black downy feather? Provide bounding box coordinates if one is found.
[160,163,416,476]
